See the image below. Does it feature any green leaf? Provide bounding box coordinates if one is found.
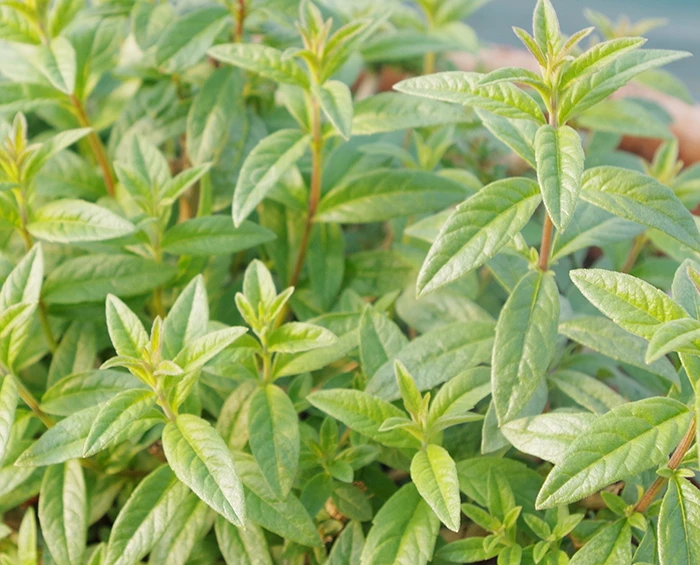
[208,43,309,88]
[360,483,439,565]
[307,388,420,449]
[217,380,257,451]
[492,270,559,424]
[581,167,700,252]
[476,109,538,168]
[232,129,310,226]
[186,67,242,165]
[162,275,208,360]
[27,200,135,243]
[105,295,148,360]
[331,483,372,521]
[0,244,43,309]
[416,177,541,295]
[532,0,561,55]
[366,321,495,401]
[18,506,37,565]
[559,49,691,123]
[35,36,76,94]
[162,414,246,526]
[328,521,365,565]
[315,169,468,223]
[427,367,491,426]
[268,322,336,354]
[394,71,545,123]
[570,268,688,341]
[548,369,625,414]
[395,361,423,418]
[559,316,680,386]
[560,37,647,88]
[0,375,17,464]
[104,465,189,565]
[215,516,272,565]
[435,537,499,564]
[552,203,643,261]
[359,307,408,380]
[173,326,247,372]
[160,163,212,202]
[569,519,632,565]
[410,445,461,532]
[658,477,700,565]
[577,99,671,139]
[38,461,87,565]
[16,406,100,467]
[163,216,275,256]
[84,390,157,456]
[234,453,321,547]
[248,384,299,500]
[154,6,229,73]
[43,255,177,304]
[501,412,596,463]
[536,397,691,508]
[315,80,353,140]
[647,318,700,363]
[351,92,475,135]
[41,370,144,416]
[149,493,213,565]
[534,124,585,230]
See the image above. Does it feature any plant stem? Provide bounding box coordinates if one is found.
[15,188,57,352]
[538,214,554,271]
[156,388,178,422]
[234,0,246,42]
[289,96,323,288]
[621,233,646,274]
[539,95,559,272]
[635,417,697,513]
[69,95,115,197]
[10,373,54,429]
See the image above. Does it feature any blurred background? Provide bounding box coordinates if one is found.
[472,0,699,96]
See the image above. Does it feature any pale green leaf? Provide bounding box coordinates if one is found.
[105,465,189,565]
[646,318,700,363]
[307,388,420,449]
[570,268,688,341]
[215,516,272,565]
[248,384,299,500]
[416,177,541,295]
[38,461,87,565]
[582,166,700,252]
[84,389,157,456]
[535,124,584,230]
[352,92,475,135]
[43,255,177,304]
[35,36,76,94]
[492,271,559,424]
[162,216,275,256]
[173,326,247,372]
[410,445,461,532]
[0,375,17,463]
[536,397,691,508]
[559,316,680,386]
[501,412,596,463]
[366,321,495,401]
[232,129,310,226]
[394,71,545,123]
[658,477,700,565]
[154,6,229,73]
[569,519,632,565]
[163,414,246,526]
[268,322,336,354]
[315,169,468,224]
[360,483,439,565]
[27,200,135,243]
[315,80,353,140]
[560,37,647,88]
[105,294,148,359]
[208,43,309,88]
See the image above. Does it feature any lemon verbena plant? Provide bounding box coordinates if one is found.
[0,0,698,563]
